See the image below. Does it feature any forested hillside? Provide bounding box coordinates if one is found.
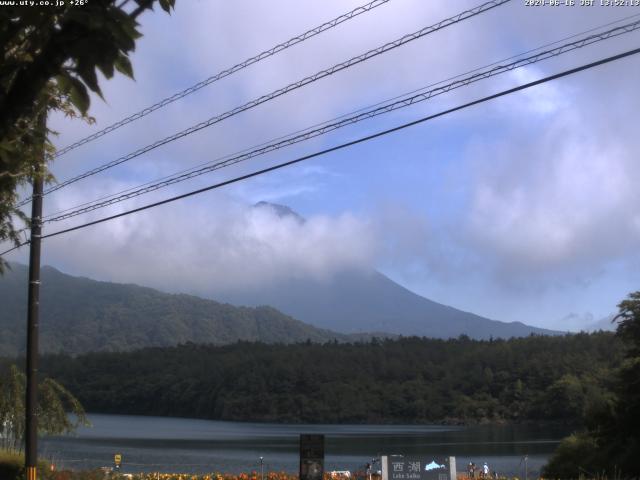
[34,332,619,425]
[0,264,348,355]
[1,261,560,356]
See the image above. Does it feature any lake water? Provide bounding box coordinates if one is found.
[41,414,572,477]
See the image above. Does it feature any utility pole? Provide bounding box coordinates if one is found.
[25,112,45,480]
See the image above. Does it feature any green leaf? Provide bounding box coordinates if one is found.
[97,59,115,79]
[65,75,91,115]
[77,62,103,100]
[112,9,142,42]
[54,73,71,93]
[159,0,173,13]
[107,13,139,51]
[54,73,91,114]
[114,53,134,79]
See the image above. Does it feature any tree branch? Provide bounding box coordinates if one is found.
[129,0,155,19]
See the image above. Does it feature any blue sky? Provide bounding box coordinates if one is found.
[6,0,640,330]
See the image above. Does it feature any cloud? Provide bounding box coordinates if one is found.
[503,66,567,115]
[461,58,640,289]
[6,0,640,334]
[230,165,336,204]
[32,196,377,296]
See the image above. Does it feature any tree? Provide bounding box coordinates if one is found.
[615,291,640,355]
[543,291,640,478]
[0,365,88,452]
[608,291,640,471]
[0,0,176,272]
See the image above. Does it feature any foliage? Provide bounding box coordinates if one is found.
[543,291,640,478]
[0,365,89,452]
[0,264,350,356]
[42,468,105,480]
[109,474,364,480]
[112,474,300,480]
[31,332,621,425]
[0,470,303,480]
[541,433,603,479]
[0,0,176,273]
[0,467,347,480]
[0,449,54,480]
[0,449,24,480]
[615,291,640,356]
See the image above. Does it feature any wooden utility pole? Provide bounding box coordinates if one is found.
[25,113,45,480]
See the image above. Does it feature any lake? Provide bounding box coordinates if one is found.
[41,414,572,477]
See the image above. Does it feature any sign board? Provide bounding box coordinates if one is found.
[300,434,324,480]
[114,454,122,468]
[381,456,456,480]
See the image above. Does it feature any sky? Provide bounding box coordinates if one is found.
[5,0,640,331]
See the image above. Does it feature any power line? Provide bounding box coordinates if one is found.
[41,19,640,223]
[17,0,511,207]
[41,11,640,221]
[52,0,394,158]
[3,45,638,256]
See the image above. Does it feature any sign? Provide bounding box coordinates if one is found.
[300,434,324,480]
[114,454,122,470]
[381,456,456,480]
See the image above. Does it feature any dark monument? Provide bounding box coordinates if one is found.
[300,434,325,480]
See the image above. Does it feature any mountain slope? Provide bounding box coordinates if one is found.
[217,269,559,339]
[0,263,347,356]
[220,201,560,339]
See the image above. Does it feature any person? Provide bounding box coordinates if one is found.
[482,462,489,478]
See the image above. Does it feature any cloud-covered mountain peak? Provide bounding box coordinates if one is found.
[253,201,305,223]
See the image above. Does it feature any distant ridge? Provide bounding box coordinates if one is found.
[0,201,560,355]
[216,202,562,340]
[218,269,560,339]
[0,263,349,357]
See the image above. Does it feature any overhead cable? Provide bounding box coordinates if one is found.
[3,45,638,256]
[42,19,640,223]
[41,11,640,220]
[53,0,394,158]
[17,0,510,207]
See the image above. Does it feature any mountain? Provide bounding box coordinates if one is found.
[0,263,348,357]
[254,201,305,222]
[0,202,559,355]
[217,269,559,339]
[214,202,561,340]
[586,314,617,332]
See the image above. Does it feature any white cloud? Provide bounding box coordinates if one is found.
[7,0,640,334]
[505,67,566,115]
[463,61,640,287]
[36,197,377,296]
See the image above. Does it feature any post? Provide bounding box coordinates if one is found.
[25,113,45,480]
[449,456,457,480]
[524,455,528,480]
[260,456,264,480]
